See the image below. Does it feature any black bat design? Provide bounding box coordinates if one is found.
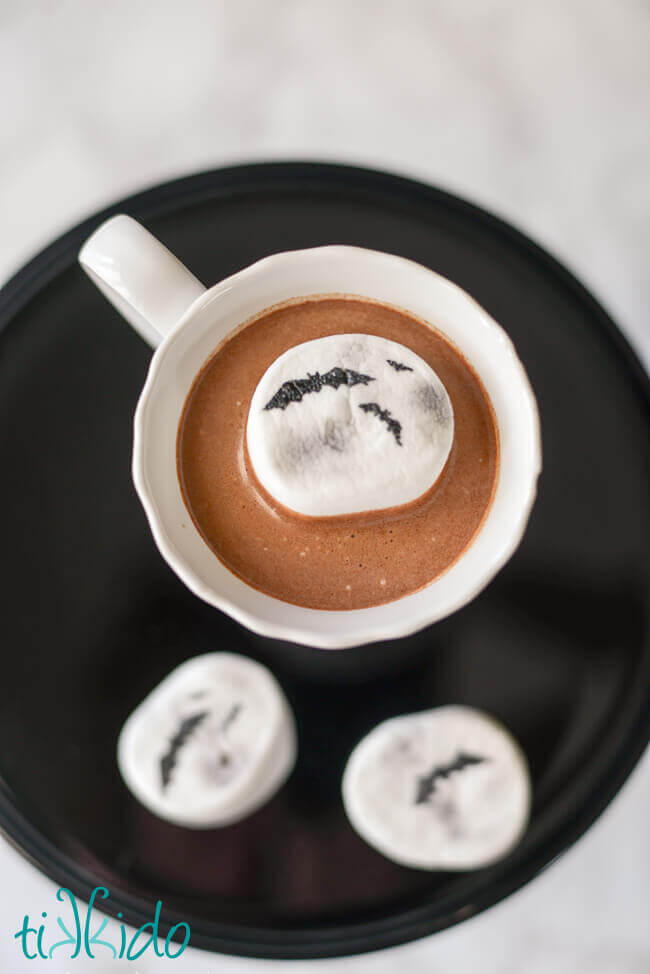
[160,710,209,790]
[358,402,403,445]
[214,702,243,768]
[264,367,374,410]
[415,751,487,805]
[386,359,413,372]
[221,702,242,733]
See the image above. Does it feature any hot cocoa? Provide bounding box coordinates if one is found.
[177,296,499,611]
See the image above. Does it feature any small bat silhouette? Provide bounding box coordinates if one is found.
[358,402,403,445]
[386,359,413,372]
[264,367,374,410]
[160,710,208,790]
[221,702,242,733]
[414,751,487,805]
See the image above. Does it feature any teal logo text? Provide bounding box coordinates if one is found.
[14,887,190,961]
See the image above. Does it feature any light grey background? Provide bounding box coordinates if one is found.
[0,1,648,971]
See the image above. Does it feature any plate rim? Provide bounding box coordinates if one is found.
[0,160,648,959]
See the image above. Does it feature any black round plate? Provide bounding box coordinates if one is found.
[0,163,648,959]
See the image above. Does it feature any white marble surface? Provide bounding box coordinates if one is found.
[0,0,648,970]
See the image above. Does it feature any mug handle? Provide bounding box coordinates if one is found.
[78,214,207,348]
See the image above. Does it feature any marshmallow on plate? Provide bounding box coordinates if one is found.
[342,705,530,870]
[117,653,296,828]
[246,333,454,516]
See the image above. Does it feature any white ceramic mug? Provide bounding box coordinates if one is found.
[79,215,541,650]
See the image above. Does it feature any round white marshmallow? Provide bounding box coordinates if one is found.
[246,333,454,516]
[342,705,530,870]
[117,653,296,828]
